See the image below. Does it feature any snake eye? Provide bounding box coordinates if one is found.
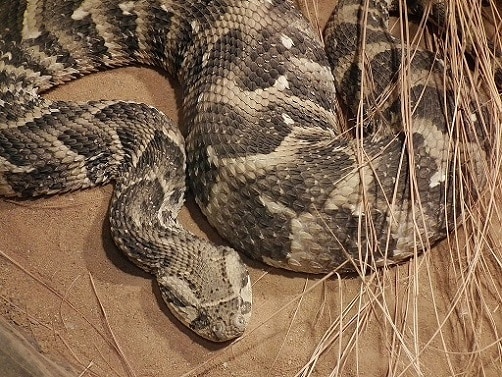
[211,321,226,340]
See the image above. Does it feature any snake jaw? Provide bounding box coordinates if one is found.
[157,281,251,342]
[155,246,252,342]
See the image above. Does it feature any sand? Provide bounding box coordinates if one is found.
[1,1,502,376]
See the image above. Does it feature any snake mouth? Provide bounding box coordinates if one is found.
[154,250,252,342]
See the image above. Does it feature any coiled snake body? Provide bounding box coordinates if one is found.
[0,0,495,341]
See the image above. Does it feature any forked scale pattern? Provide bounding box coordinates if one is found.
[0,0,495,341]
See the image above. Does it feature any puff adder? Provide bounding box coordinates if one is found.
[0,0,496,341]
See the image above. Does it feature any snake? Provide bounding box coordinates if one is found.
[0,0,497,342]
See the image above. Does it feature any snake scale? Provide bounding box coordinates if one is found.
[0,0,497,341]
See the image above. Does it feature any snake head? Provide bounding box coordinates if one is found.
[155,245,252,342]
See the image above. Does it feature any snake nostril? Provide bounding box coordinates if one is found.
[234,314,244,327]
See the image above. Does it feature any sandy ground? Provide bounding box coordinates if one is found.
[1,1,502,376]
